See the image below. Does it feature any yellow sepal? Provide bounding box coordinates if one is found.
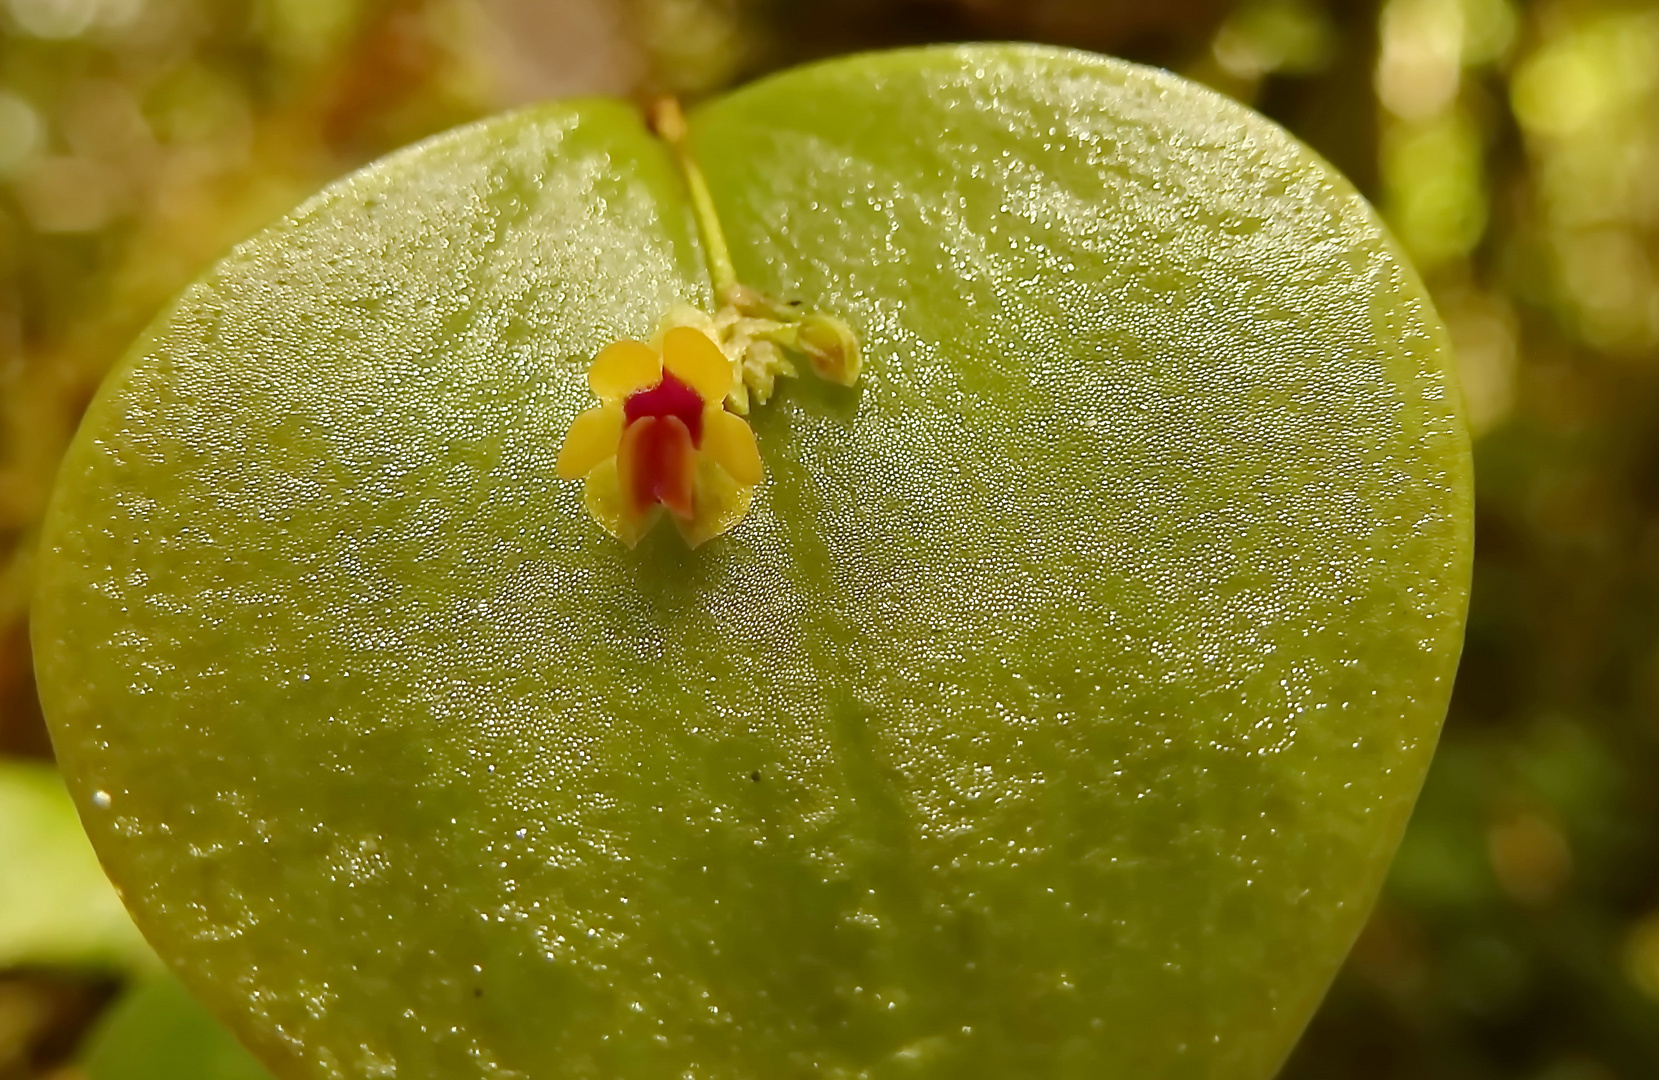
[582,458,660,549]
[700,405,763,486]
[589,340,661,401]
[674,453,756,548]
[662,326,734,403]
[555,403,623,480]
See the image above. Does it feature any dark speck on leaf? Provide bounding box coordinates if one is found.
[750,771,761,782]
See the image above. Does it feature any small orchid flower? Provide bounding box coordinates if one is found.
[556,324,763,548]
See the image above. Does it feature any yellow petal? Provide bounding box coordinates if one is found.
[555,403,623,480]
[662,325,733,403]
[589,340,661,400]
[700,405,763,487]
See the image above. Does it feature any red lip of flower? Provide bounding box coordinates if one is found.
[555,324,763,548]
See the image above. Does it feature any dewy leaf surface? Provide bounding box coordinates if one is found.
[34,45,1471,1080]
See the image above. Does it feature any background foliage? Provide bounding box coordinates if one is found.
[2,0,1656,1077]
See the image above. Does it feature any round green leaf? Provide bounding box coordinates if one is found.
[33,44,1471,1080]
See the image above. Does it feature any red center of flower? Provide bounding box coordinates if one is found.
[618,370,709,521]
[624,371,704,445]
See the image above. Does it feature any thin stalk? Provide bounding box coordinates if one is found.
[649,97,737,299]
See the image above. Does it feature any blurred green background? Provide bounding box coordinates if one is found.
[3,0,1657,1077]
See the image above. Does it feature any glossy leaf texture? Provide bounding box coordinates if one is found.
[33,45,1471,1080]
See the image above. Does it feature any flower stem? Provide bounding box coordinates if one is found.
[649,97,737,298]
